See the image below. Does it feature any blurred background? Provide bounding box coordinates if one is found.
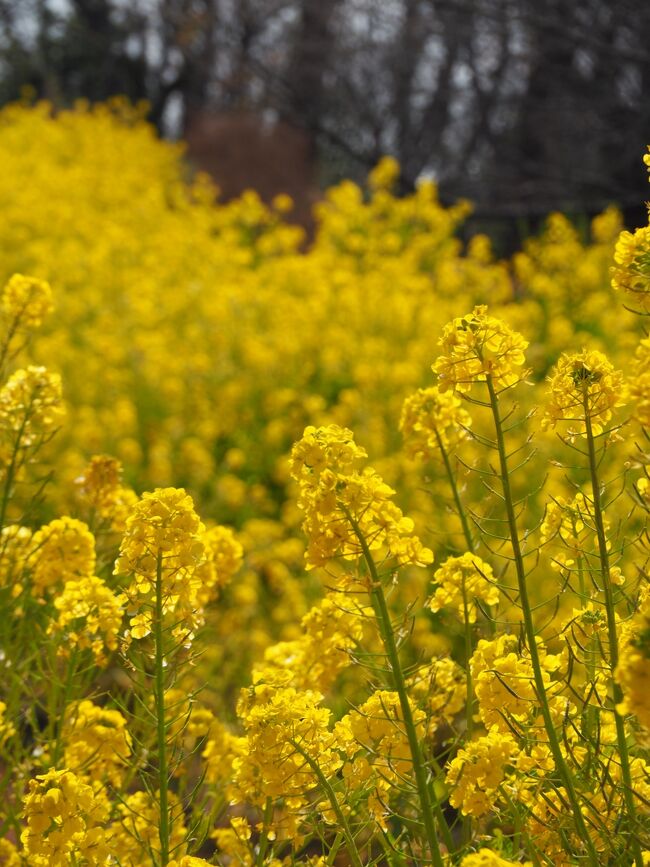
[2,0,649,247]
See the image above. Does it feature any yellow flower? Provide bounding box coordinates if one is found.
[0,839,20,866]
[168,858,214,867]
[235,684,342,826]
[611,225,650,313]
[62,700,132,787]
[629,337,650,429]
[0,365,64,451]
[290,424,432,573]
[541,349,626,439]
[400,386,472,459]
[0,701,15,746]
[257,592,365,692]
[433,305,529,393]
[368,155,400,191]
[21,768,110,865]
[430,552,498,623]
[193,523,243,608]
[109,790,187,866]
[75,454,138,532]
[114,487,206,642]
[2,273,53,330]
[445,728,518,817]
[0,523,32,594]
[471,635,563,731]
[49,574,123,665]
[460,851,530,866]
[616,605,650,735]
[29,517,96,596]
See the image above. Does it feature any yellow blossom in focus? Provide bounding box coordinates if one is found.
[114,487,205,641]
[20,768,110,866]
[541,349,626,439]
[445,728,518,817]
[471,635,564,731]
[235,684,342,822]
[433,305,529,393]
[290,424,432,572]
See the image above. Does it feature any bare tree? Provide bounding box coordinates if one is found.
[0,0,648,230]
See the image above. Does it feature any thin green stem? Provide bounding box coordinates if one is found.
[51,651,77,767]
[583,397,643,867]
[461,580,474,741]
[485,376,599,865]
[576,554,597,747]
[255,798,274,867]
[435,432,475,553]
[344,509,451,865]
[325,831,344,865]
[460,579,474,847]
[290,740,364,867]
[0,410,29,531]
[154,549,170,866]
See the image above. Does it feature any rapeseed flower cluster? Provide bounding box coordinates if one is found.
[433,305,529,393]
[21,769,110,865]
[290,423,433,572]
[115,487,205,640]
[430,553,498,623]
[2,101,650,866]
[541,349,627,438]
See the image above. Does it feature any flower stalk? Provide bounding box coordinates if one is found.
[346,509,451,866]
[583,391,643,867]
[154,548,170,866]
[486,374,599,865]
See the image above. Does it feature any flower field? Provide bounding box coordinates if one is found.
[0,98,650,864]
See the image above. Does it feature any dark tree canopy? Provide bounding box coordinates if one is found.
[1,0,649,232]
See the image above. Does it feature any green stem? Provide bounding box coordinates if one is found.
[461,579,474,741]
[436,432,475,553]
[291,740,364,867]
[325,831,344,865]
[0,410,29,531]
[583,397,643,867]
[345,510,451,865]
[485,376,599,865]
[576,554,596,747]
[51,651,77,767]
[154,549,170,866]
[461,579,474,846]
[255,798,274,867]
